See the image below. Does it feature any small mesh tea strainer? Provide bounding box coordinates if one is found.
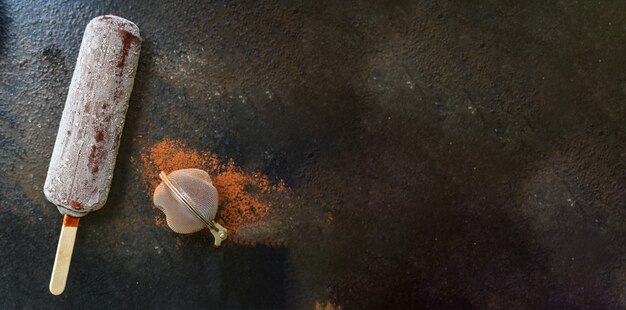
[153,168,228,246]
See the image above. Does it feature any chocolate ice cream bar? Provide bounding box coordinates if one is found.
[44,15,141,217]
[45,15,141,296]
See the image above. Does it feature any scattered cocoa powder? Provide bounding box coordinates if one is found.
[153,215,167,227]
[326,211,335,224]
[314,301,342,310]
[140,139,214,190]
[139,139,286,234]
[213,161,273,231]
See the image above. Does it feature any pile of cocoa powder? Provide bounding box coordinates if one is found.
[139,139,286,234]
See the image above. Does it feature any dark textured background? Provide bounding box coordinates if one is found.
[1,0,625,309]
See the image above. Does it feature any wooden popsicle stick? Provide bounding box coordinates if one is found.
[49,215,80,295]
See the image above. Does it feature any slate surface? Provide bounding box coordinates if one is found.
[0,1,624,309]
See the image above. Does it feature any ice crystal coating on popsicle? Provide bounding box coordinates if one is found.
[44,15,142,217]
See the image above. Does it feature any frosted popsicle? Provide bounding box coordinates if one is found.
[44,15,141,296]
[44,15,141,217]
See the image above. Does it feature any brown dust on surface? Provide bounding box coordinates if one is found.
[314,301,342,310]
[139,139,288,244]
